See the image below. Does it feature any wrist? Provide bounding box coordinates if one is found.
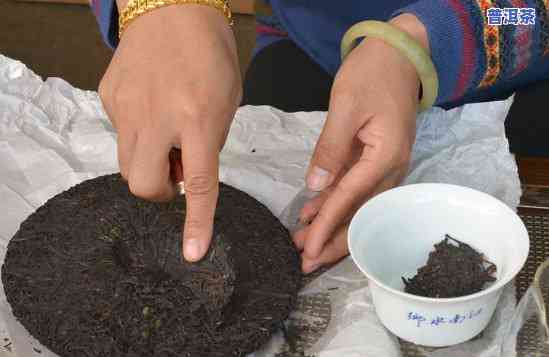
[118,0,232,39]
[389,14,430,55]
[388,14,434,107]
[341,19,438,111]
[116,0,129,12]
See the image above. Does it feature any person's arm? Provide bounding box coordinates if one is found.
[296,3,549,274]
[395,0,549,107]
[90,1,242,263]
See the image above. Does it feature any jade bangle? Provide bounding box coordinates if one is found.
[341,20,438,112]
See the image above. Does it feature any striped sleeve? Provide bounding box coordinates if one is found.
[394,0,549,106]
[90,0,119,49]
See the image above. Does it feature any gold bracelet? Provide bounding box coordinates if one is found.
[119,0,233,38]
[341,20,438,112]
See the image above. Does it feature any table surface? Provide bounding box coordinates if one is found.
[270,186,549,357]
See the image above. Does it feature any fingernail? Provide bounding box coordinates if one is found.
[183,239,201,262]
[306,166,332,192]
[303,262,321,274]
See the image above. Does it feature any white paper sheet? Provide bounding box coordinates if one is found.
[0,54,527,356]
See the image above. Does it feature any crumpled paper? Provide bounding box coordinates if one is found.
[0,53,538,357]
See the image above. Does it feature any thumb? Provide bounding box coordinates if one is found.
[306,95,364,192]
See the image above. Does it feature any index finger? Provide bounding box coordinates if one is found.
[180,131,220,263]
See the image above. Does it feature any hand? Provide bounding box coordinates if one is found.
[99,4,242,262]
[293,14,429,274]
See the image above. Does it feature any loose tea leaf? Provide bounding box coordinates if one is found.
[402,235,497,298]
[2,174,301,356]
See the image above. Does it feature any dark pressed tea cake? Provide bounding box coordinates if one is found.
[402,235,497,298]
[2,174,301,356]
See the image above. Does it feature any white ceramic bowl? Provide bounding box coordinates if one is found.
[348,183,529,347]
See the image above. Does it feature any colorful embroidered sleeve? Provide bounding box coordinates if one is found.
[90,0,119,49]
[395,0,549,107]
